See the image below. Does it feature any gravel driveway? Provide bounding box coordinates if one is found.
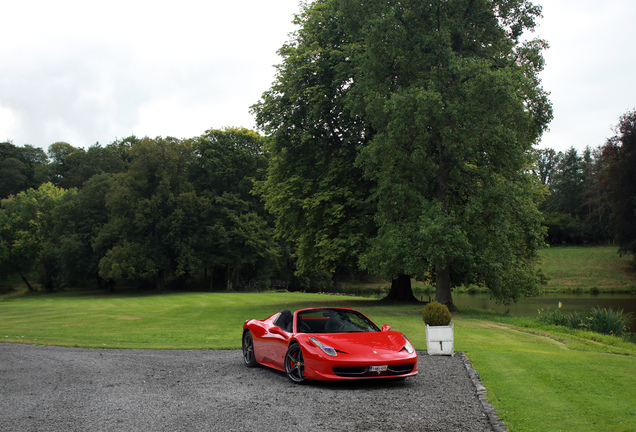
[0,343,505,432]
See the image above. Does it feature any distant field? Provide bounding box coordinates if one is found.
[340,246,636,296]
[539,246,636,293]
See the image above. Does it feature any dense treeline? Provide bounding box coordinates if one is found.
[0,129,288,292]
[536,109,636,252]
[535,146,609,245]
[1,110,635,294]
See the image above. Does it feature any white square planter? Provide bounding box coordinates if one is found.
[426,324,454,355]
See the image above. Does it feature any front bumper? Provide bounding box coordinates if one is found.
[303,350,418,381]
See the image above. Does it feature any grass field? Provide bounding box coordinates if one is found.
[1,246,635,431]
[539,246,636,293]
[1,288,635,432]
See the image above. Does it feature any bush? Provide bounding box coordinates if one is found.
[542,212,596,245]
[585,307,631,336]
[539,306,632,336]
[538,309,570,327]
[422,301,452,326]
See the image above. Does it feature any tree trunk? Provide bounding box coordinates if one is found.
[19,272,35,292]
[226,266,240,291]
[233,270,240,291]
[155,270,165,290]
[384,274,419,302]
[107,279,115,293]
[435,261,455,310]
[434,152,455,310]
[97,277,115,292]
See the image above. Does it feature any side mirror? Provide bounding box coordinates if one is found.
[381,324,391,332]
[270,326,288,338]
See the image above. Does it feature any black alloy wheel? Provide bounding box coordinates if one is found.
[284,343,305,383]
[242,331,257,367]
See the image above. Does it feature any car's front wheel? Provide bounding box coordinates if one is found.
[284,343,305,384]
[242,331,258,367]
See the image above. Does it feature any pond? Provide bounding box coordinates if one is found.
[451,292,636,332]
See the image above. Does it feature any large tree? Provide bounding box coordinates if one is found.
[97,137,197,290]
[533,148,559,187]
[254,0,552,305]
[581,146,612,243]
[253,3,375,280]
[48,142,125,190]
[543,147,584,217]
[0,183,70,291]
[602,110,636,260]
[51,173,114,289]
[0,142,49,198]
[191,127,280,289]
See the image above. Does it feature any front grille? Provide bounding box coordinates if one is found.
[333,364,415,377]
[333,366,368,376]
[388,364,415,374]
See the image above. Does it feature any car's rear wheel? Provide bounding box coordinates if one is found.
[242,331,257,367]
[284,343,305,383]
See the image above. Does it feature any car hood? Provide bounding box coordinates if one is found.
[309,331,408,355]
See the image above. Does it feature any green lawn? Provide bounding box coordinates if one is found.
[457,318,636,432]
[539,246,636,293]
[1,289,635,431]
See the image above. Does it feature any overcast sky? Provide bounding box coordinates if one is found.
[1,0,635,154]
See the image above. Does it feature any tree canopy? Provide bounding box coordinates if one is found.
[0,130,282,293]
[254,0,553,305]
[0,183,71,291]
[602,110,636,259]
[0,142,48,199]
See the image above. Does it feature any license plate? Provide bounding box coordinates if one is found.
[370,365,388,373]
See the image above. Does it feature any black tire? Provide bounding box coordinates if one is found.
[284,343,306,384]
[242,331,258,367]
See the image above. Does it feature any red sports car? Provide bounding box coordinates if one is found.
[242,307,418,383]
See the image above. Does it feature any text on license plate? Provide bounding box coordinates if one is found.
[370,365,388,373]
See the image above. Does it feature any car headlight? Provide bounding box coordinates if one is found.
[309,337,337,356]
[402,335,415,354]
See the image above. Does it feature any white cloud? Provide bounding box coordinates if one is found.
[1,0,634,154]
[0,105,18,141]
[536,0,636,152]
[0,0,299,148]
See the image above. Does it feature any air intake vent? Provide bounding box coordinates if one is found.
[332,364,415,377]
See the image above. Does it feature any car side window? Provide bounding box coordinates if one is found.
[274,309,293,333]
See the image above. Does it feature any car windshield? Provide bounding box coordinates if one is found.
[296,308,380,333]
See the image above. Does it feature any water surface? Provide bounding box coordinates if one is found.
[452,292,636,332]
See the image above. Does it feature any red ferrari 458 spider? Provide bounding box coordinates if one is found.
[242,307,418,383]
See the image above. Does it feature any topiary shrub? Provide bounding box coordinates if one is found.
[422,301,452,326]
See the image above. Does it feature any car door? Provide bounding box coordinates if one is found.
[259,311,292,368]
